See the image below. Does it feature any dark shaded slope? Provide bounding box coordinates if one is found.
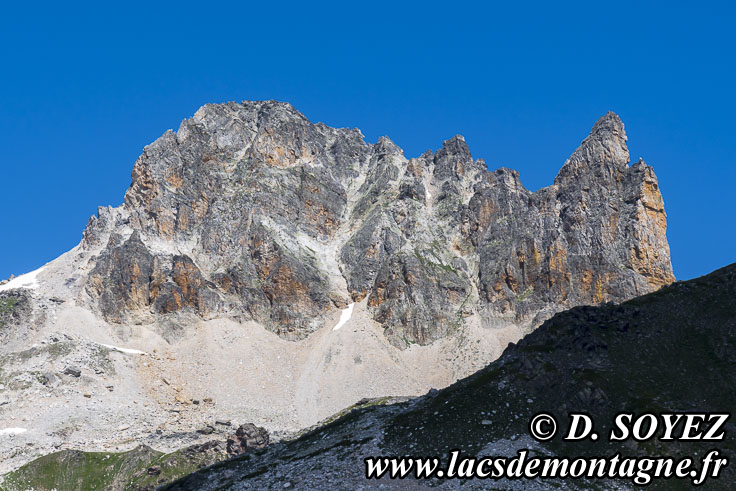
[165,263,736,490]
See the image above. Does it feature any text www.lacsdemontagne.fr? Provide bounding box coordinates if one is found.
[364,449,728,486]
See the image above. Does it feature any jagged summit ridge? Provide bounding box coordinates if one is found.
[80,101,674,346]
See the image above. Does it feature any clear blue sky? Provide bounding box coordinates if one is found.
[1,1,733,281]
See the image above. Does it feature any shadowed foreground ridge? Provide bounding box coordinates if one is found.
[162,263,736,490]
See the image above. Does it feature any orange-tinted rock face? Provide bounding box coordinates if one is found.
[84,102,674,347]
[627,164,675,290]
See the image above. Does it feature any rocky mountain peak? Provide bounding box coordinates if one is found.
[592,110,625,134]
[374,135,402,155]
[77,101,673,347]
[432,134,474,180]
[554,110,629,184]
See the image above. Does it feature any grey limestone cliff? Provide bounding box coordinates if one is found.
[80,101,674,347]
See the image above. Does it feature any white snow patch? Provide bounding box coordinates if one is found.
[332,303,355,331]
[100,343,147,355]
[0,428,27,436]
[0,267,45,293]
